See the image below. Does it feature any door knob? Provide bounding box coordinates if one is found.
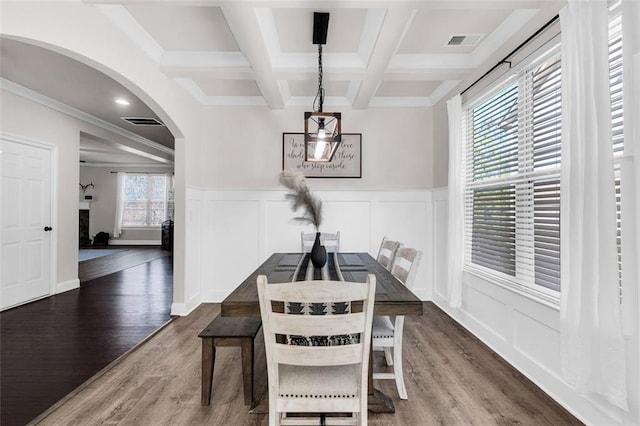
[44,226,53,231]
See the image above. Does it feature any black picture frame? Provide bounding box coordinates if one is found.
[282,133,362,178]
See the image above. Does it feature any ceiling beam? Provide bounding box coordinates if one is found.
[351,7,417,109]
[221,4,286,109]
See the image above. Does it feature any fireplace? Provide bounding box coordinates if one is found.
[79,201,91,247]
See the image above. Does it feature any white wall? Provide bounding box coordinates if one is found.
[432,99,449,188]
[197,106,433,189]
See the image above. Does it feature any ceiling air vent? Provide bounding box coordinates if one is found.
[447,34,483,47]
[121,117,165,126]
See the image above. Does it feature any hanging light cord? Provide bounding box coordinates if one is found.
[313,44,325,113]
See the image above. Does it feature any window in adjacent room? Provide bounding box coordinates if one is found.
[122,173,174,227]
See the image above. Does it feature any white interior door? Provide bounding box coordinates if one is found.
[1,137,53,310]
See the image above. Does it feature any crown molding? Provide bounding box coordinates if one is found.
[80,162,174,168]
[1,78,174,157]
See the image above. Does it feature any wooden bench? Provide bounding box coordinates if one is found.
[198,316,262,406]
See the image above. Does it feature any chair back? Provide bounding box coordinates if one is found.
[376,237,402,270]
[390,247,422,290]
[301,231,340,253]
[257,275,375,423]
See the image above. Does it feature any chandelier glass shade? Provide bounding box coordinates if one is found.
[304,112,341,162]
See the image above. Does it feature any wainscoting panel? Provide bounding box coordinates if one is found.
[463,284,508,342]
[186,188,431,303]
[263,200,372,254]
[264,200,300,253]
[181,189,203,314]
[371,200,428,251]
[320,201,372,253]
[203,199,261,302]
[432,188,448,300]
[513,308,561,374]
[370,195,431,299]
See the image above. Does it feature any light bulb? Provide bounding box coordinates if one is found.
[314,141,327,159]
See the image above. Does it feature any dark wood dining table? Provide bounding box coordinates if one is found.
[220,251,424,413]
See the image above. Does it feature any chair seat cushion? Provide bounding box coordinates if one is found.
[372,315,395,339]
[278,364,358,398]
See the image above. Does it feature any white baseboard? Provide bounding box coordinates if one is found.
[108,240,160,246]
[203,289,234,304]
[170,302,199,317]
[56,278,80,294]
[413,288,430,301]
[171,287,204,316]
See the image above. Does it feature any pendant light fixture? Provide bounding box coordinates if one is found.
[304,12,342,162]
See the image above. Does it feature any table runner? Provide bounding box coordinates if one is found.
[294,253,340,281]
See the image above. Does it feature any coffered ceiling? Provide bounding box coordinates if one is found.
[0,1,564,163]
[106,1,562,109]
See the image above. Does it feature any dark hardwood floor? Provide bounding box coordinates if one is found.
[0,248,173,426]
[78,246,170,282]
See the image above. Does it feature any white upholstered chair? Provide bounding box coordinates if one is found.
[257,275,376,426]
[376,237,402,270]
[372,247,422,400]
[300,231,340,253]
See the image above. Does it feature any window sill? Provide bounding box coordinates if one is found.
[463,264,560,310]
[122,226,161,231]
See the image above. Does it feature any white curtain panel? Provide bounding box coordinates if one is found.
[446,94,463,309]
[113,172,125,238]
[166,173,174,220]
[620,4,640,338]
[559,1,628,411]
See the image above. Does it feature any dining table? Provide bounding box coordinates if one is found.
[220,251,424,413]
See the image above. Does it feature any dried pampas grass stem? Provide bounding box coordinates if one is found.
[279,170,322,231]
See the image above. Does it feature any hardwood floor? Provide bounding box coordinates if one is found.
[79,246,170,282]
[0,248,173,426]
[35,303,582,426]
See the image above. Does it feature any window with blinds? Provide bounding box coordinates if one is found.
[464,49,562,293]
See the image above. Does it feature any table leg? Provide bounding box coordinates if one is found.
[367,344,395,413]
[201,338,214,406]
[240,338,254,406]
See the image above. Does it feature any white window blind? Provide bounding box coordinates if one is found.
[609,2,623,156]
[609,0,623,293]
[531,56,562,291]
[464,47,562,294]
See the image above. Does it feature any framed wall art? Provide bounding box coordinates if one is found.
[282,133,362,178]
